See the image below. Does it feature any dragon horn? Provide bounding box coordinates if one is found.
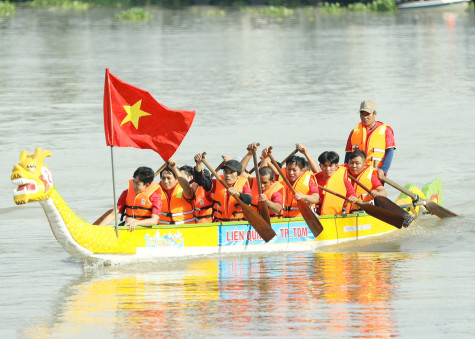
[19,150,27,162]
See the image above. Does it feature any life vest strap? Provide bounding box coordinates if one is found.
[161,210,194,217]
[124,204,153,212]
[195,205,213,211]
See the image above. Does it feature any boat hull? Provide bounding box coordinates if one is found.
[84,213,397,263]
[397,0,469,11]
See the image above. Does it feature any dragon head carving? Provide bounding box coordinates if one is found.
[11,147,54,205]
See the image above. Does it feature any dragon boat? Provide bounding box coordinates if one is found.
[11,148,445,264]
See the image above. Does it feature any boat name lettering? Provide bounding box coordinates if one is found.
[344,224,371,232]
[145,230,184,248]
[226,228,263,242]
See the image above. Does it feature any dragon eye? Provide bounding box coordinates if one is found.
[26,165,37,172]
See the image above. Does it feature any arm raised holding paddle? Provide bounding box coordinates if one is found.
[267,149,324,238]
[195,153,276,242]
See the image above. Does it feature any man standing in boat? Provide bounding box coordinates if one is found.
[345,150,387,212]
[193,153,252,222]
[344,100,396,177]
[99,166,161,231]
[156,159,196,225]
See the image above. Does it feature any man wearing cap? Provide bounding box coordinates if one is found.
[193,154,252,222]
[344,100,396,177]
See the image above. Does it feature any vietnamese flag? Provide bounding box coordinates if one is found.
[103,68,195,161]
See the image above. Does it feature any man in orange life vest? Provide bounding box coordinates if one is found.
[261,148,320,219]
[193,153,252,222]
[180,164,214,224]
[239,143,285,218]
[315,151,358,215]
[156,159,195,225]
[99,166,161,231]
[344,100,396,178]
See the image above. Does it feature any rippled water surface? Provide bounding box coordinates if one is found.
[1,6,475,338]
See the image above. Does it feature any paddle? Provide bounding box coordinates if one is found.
[318,185,405,229]
[268,152,324,238]
[93,162,168,226]
[249,149,298,174]
[348,173,415,227]
[379,176,457,218]
[200,154,276,243]
[252,148,271,224]
[210,160,226,179]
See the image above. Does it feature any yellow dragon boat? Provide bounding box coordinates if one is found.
[11,148,444,264]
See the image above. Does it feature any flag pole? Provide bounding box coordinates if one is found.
[110,146,119,238]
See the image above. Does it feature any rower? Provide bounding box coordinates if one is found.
[156,159,196,225]
[193,153,252,222]
[344,100,396,178]
[315,151,358,215]
[180,164,214,224]
[99,166,161,231]
[347,150,387,198]
[260,148,319,219]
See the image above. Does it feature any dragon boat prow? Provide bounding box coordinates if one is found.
[12,148,443,264]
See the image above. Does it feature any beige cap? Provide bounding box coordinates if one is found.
[359,100,376,114]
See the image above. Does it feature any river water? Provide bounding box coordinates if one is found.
[1,6,474,338]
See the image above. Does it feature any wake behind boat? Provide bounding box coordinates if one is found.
[11,148,449,264]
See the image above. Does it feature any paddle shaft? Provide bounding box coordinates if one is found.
[380,176,457,217]
[252,149,271,224]
[268,153,323,237]
[348,173,374,196]
[249,149,298,174]
[318,185,362,207]
[379,176,417,199]
[318,184,404,229]
[211,160,226,178]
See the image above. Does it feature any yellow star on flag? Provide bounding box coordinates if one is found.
[121,100,151,129]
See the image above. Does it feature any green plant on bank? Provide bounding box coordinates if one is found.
[0,0,15,17]
[321,0,397,13]
[244,5,294,16]
[116,7,152,21]
[30,0,89,10]
[468,1,474,9]
[320,2,345,13]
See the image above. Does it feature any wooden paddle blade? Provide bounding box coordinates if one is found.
[239,201,276,242]
[360,203,405,229]
[258,201,272,225]
[424,200,458,218]
[374,196,415,228]
[297,200,323,237]
[92,209,113,225]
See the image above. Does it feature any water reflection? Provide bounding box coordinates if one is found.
[22,252,408,337]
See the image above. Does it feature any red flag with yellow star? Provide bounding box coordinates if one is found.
[103,69,195,161]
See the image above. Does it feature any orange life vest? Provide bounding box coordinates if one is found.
[346,165,377,212]
[279,168,315,218]
[317,166,348,216]
[155,183,195,225]
[250,178,285,219]
[124,180,160,220]
[211,176,248,222]
[350,122,391,168]
[193,184,214,224]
